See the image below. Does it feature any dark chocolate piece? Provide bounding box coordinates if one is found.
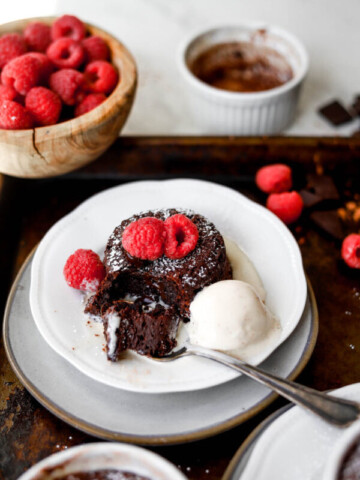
[318,100,353,126]
[351,96,360,117]
[310,210,344,240]
[299,189,323,208]
[306,174,340,202]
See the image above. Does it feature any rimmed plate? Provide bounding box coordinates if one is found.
[29,179,307,393]
[222,383,360,480]
[4,253,317,445]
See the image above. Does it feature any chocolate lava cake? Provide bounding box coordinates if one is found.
[86,208,232,361]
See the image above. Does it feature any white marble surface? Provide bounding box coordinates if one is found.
[2,0,360,136]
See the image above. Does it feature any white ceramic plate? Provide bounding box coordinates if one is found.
[5,254,317,444]
[223,383,360,480]
[30,179,307,393]
[18,442,187,480]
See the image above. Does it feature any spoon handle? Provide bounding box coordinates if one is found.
[189,344,360,427]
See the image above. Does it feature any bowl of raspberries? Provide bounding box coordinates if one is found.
[0,15,137,178]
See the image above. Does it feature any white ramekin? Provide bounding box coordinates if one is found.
[17,442,188,480]
[178,24,309,135]
[322,420,360,480]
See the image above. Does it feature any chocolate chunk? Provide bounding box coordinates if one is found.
[318,100,353,126]
[307,174,340,201]
[310,210,344,240]
[299,189,323,208]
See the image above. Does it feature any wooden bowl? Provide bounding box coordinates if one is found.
[0,17,137,178]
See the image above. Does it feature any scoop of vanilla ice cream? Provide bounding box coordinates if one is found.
[188,279,276,351]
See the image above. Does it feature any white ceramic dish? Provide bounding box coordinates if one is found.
[322,418,360,480]
[5,254,317,444]
[30,179,307,393]
[179,24,309,135]
[17,442,187,480]
[223,383,360,480]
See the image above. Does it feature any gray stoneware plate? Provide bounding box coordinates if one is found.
[3,252,318,445]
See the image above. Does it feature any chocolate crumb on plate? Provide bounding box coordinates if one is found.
[318,100,353,126]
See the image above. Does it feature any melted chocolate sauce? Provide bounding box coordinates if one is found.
[189,41,293,92]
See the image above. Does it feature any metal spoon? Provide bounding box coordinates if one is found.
[154,341,360,427]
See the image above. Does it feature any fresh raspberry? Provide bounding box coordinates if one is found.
[0,100,33,130]
[75,93,106,117]
[164,214,199,259]
[256,164,292,194]
[0,33,27,69]
[24,21,51,52]
[47,38,85,69]
[0,84,19,102]
[82,35,110,63]
[50,69,86,106]
[84,60,118,94]
[25,87,62,126]
[26,52,54,82]
[266,191,304,225]
[1,54,42,95]
[51,15,86,42]
[64,249,105,292]
[341,234,360,269]
[122,217,166,260]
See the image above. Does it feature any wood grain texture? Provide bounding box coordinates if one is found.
[0,17,137,179]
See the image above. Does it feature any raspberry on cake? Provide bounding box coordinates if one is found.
[85,209,232,361]
[164,213,199,259]
[122,216,166,260]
